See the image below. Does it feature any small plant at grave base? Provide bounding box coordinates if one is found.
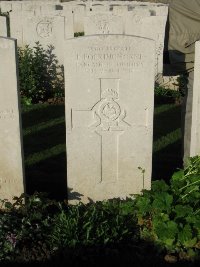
[134,156,200,262]
[0,193,138,263]
[18,42,64,105]
[50,199,138,249]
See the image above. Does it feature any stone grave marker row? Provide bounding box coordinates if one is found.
[9,10,74,64]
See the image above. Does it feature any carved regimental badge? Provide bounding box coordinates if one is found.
[36,18,53,38]
[90,79,130,132]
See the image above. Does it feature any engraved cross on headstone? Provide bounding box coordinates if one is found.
[71,78,130,184]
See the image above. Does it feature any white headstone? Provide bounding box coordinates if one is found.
[0,1,12,13]
[125,14,167,74]
[84,13,124,35]
[73,4,86,33]
[90,4,108,12]
[0,37,25,201]
[112,5,128,14]
[22,15,70,64]
[64,34,155,203]
[0,16,7,37]
[10,10,35,47]
[151,5,168,16]
[40,4,57,15]
[189,41,200,157]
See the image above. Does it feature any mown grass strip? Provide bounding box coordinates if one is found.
[23,116,65,136]
[153,128,181,153]
[25,144,66,166]
[154,104,178,115]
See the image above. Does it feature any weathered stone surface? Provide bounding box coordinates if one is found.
[125,14,167,74]
[0,16,7,37]
[0,1,12,13]
[0,37,25,201]
[73,4,86,33]
[112,5,128,14]
[10,10,35,47]
[84,12,123,35]
[90,4,109,12]
[22,14,72,63]
[64,34,155,203]
[189,41,200,157]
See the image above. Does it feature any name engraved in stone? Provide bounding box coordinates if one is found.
[75,46,143,73]
[0,109,15,120]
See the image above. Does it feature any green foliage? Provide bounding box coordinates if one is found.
[51,199,138,249]
[177,74,188,97]
[74,32,84,37]
[134,156,200,261]
[0,193,59,262]
[0,195,138,263]
[18,42,64,104]
[154,86,182,104]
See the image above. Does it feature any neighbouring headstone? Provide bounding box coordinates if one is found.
[10,10,35,47]
[40,3,57,15]
[151,5,168,16]
[0,37,25,201]
[64,34,155,203]
[189,41,200,157]
[84,12,124,35]
[22,14,71,64]
[125,14,167,74]
[112,5,128,14]
[0,16,7,37]
[73,4,86,33]
[90,4,108,12]
[0,1,12,13]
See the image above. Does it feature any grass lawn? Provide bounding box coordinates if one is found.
[21,102,182,200]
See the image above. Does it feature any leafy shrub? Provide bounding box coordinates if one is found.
[154,86,182,105]
[134,156,200,261]
[18,42,64,104]
[51,199,138,249]
[0,193,59,262]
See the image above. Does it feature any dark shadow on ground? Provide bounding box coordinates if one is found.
[2,241,199,267]
[22,104,65,128]
[153,104,181,142]
[25,152,67,200]
[23,122,66,157]
[152,103,182,182]
[22,104,67,200]
[152,140,182,182]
